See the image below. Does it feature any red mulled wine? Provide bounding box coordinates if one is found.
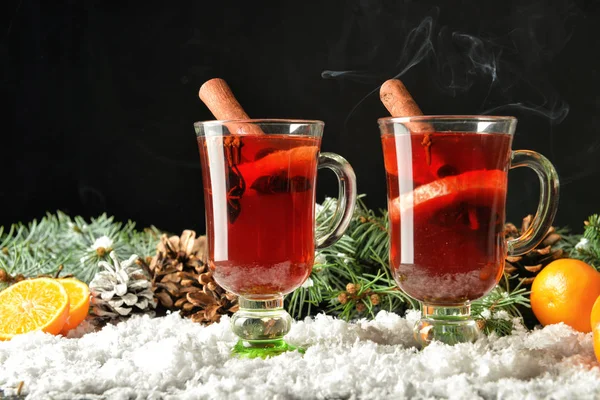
[381,132,512,305]
[198,134,320,299]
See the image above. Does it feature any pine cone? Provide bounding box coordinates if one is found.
[149,230,238,324]
[504,215,564,285]
[89,252,157,318]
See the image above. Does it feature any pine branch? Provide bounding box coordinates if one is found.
[556,215,600,269]
[472,276,530,335]
[0,212,162,284]
[579,215,600,268]
[585,215,600,243]
[351,198,390,264]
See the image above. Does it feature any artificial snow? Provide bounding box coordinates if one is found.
[91,236,114,251]
[1,312,600,399]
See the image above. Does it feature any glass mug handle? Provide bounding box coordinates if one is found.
[315,152,357,249]
[507,150,560,256]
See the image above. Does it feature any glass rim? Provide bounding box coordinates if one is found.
[193,118,325,128]
[377,115,517,125]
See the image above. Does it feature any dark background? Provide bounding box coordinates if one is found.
[2,0,599,233]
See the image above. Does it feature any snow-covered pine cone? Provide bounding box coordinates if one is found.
[90,251,157,319]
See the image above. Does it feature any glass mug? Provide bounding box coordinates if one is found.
[379,116,559,346]
[195,119,356,357]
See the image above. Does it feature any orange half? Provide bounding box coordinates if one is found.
[59,278,91,334]
[0,278,70,340]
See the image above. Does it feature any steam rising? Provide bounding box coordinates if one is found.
[482,102,569,123]
[323,11,570,124]
[391,17,434,81]
[436,31,499,93]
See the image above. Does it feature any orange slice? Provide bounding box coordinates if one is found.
[0,278,70,340]
[58,278,91,334]
[238,146,319,190]
[389,170,507,224]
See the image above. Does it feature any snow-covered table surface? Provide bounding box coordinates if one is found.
[1,311,599,399]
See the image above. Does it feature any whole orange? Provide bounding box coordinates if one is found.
[590,296,600,361]
[530,258,600,333]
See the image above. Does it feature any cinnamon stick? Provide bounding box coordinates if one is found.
[380,79,432,165]
[199,78,250,121]
[379,79,423,117]
[198,78,263,135]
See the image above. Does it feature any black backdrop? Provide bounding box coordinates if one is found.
[3,0,600,233]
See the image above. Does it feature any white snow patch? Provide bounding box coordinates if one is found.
[0,312,599,399]
[575,238,589,250]
[300,277,314,288]
[91,235,113,250]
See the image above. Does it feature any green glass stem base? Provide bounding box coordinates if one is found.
[414,303,480,347]
[232,339,305,359]
[230,296,302,358]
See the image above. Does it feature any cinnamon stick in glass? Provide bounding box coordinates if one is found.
[380,79,423,117]
[198,78,263,135]
[380,79,433,165]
